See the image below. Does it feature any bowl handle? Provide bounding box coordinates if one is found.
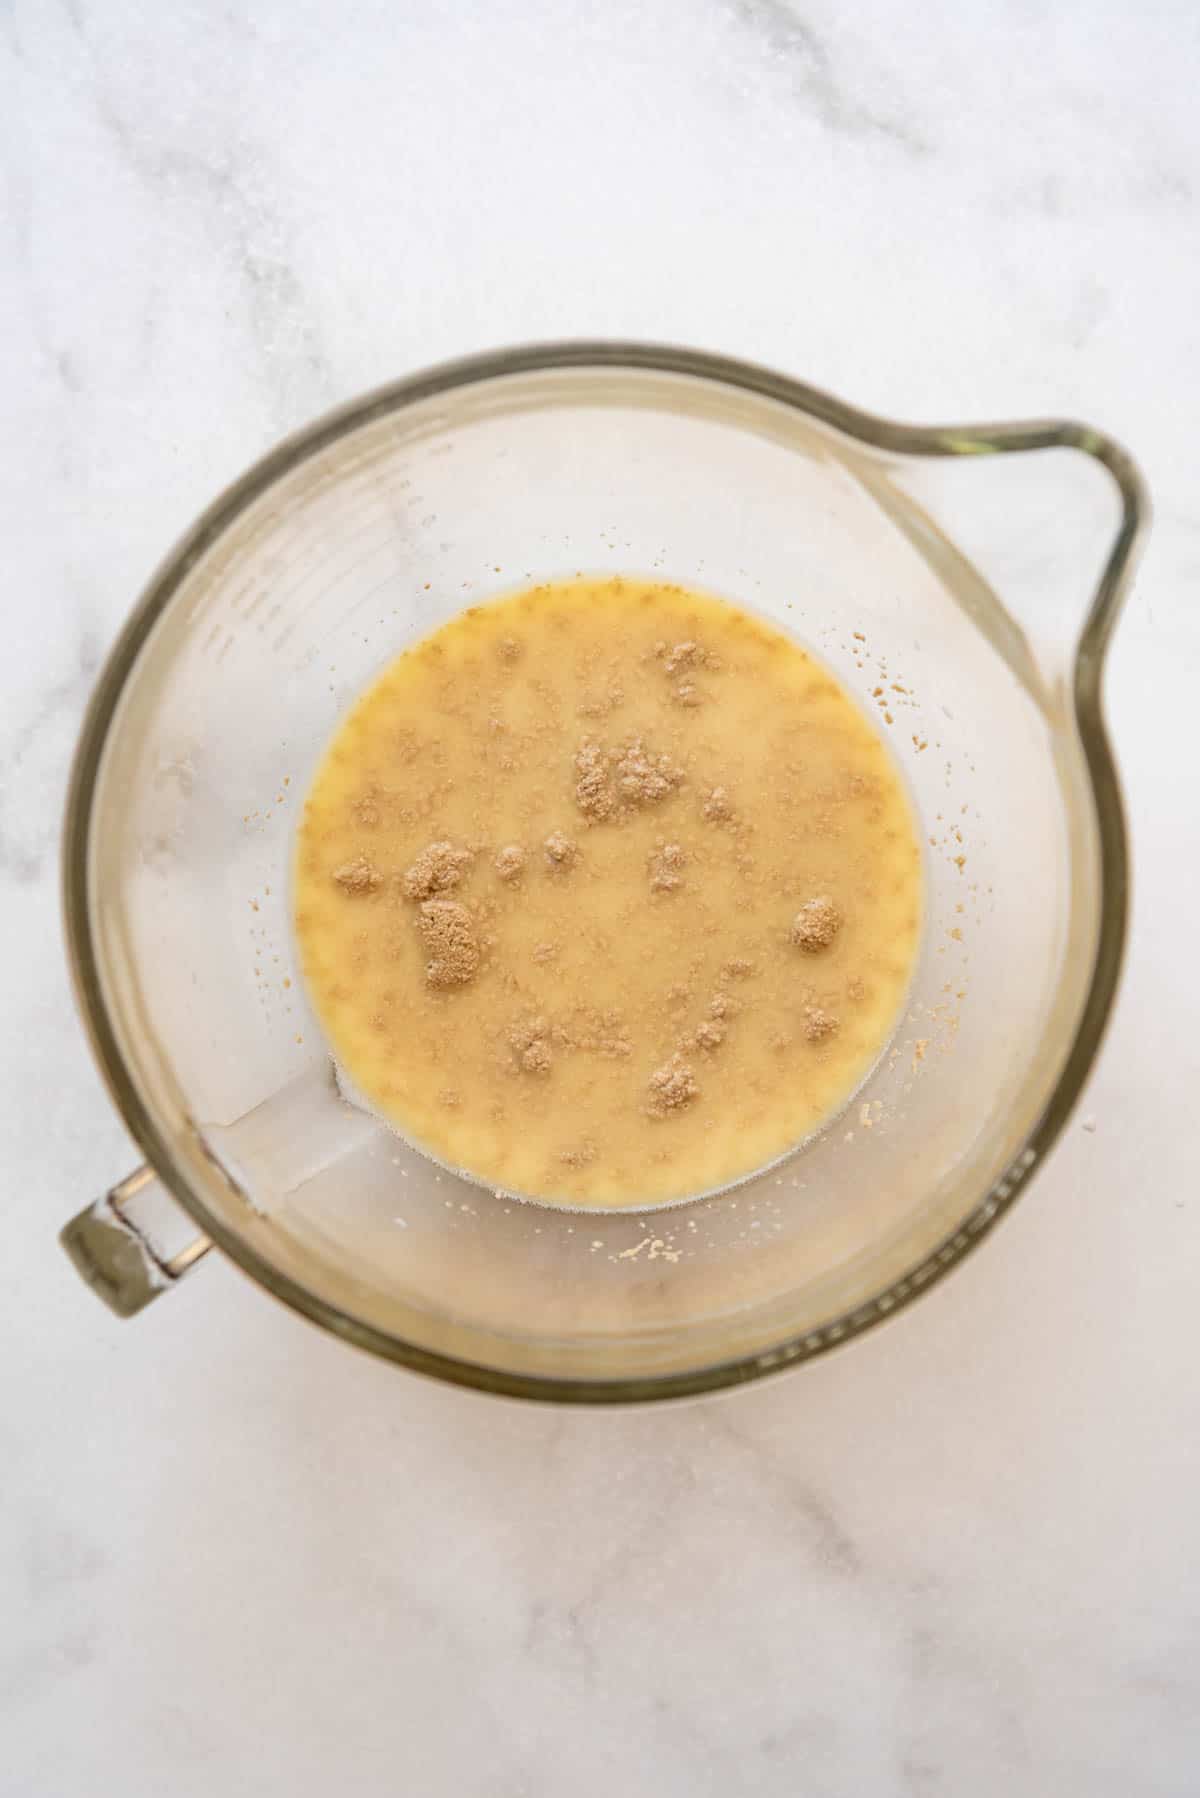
[60,1166,211,1317]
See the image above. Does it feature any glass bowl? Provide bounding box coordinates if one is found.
[60,343,1147,1402]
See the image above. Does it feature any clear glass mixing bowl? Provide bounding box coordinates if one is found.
[60,344,1147,1402]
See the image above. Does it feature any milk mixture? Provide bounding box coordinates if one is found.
[293,578,923,1208]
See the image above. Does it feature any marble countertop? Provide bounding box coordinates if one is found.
[4,3,1199,1792]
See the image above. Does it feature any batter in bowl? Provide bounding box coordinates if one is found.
[293,578,922,1208]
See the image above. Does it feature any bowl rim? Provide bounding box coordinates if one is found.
[61,340,1149,1403]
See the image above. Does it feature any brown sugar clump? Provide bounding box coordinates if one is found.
[402,841,473,901]
[804,1005,839,1042]
[332,856,382,895]
[655,639,715,701]
[562,1003,632,1059]
[660,640,718,676]
[702,786,732,822]
[494,843,526,883]
[791,896,843,952]
[559,1140,596,1168]
[649,841,686,892]
[509,1015,553,1075]
[497,635,523,662]
[574,739,617,821]
[596,1007,632,1056]
[693,1019,725,1052]
[353,797,380,828]
[418,899,480,988]
[544,830,578,867]
[615,736,683,807]
[724,957,755,979]
[574,735,683,820]
[578,685,625,719]
[646,1055,698,1116]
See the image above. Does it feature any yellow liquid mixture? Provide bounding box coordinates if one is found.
[293,578,922,1208]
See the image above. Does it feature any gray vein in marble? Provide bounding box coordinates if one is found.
[0,1623,99,1709]
[706,1412,861,1575]
[0,628,100,885]
[899,1751,943,1795]
[63,7,334,430]
[25,1512,107,1596]
[726,0,929,154]
[758,1712,840,1761]
[519,1449,702,1688]
[0,1510,106,1709]
[0,43,33,265]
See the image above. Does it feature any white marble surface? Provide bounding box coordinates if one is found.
[3,2,1199,1792]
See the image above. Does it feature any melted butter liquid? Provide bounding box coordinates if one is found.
[293,578,923,1209]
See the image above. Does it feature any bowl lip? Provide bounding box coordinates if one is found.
[61,338,1149,1405]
